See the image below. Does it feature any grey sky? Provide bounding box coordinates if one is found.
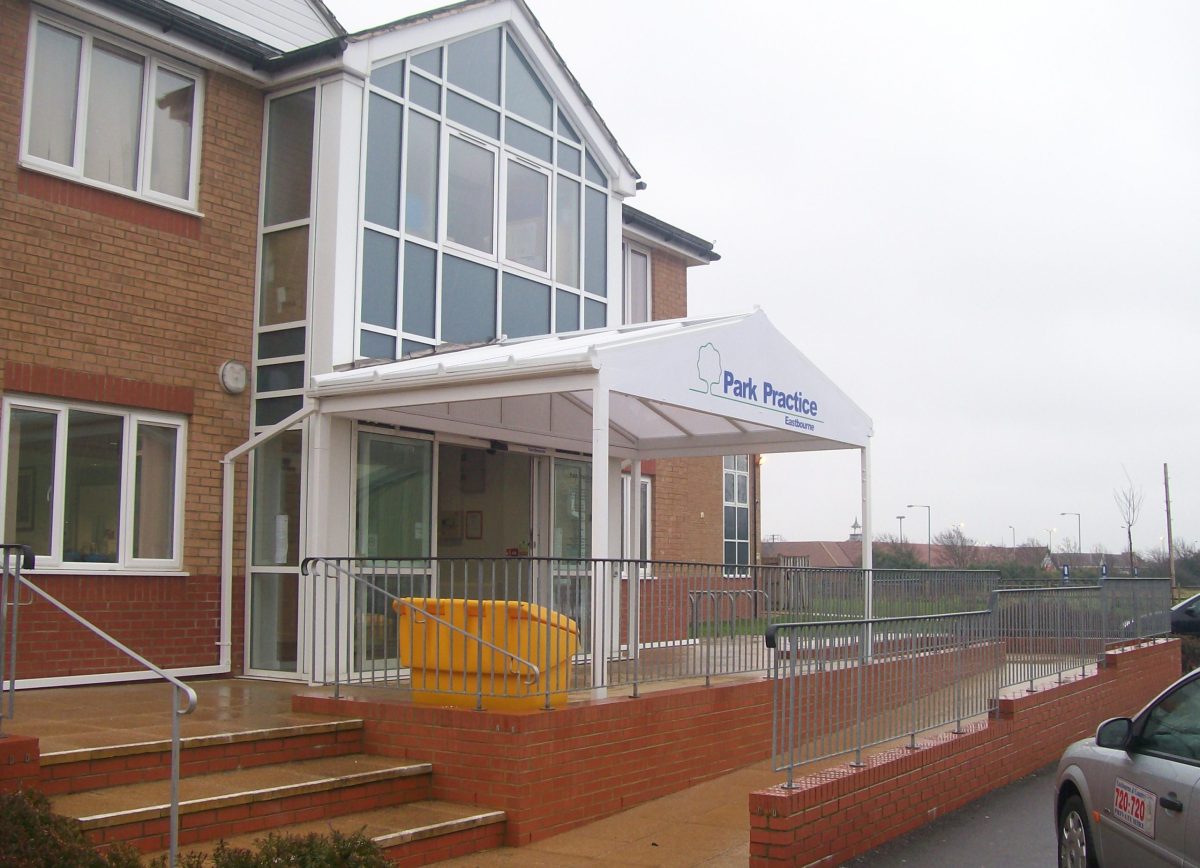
[327,0,1200,554]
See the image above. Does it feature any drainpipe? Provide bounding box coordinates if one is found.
[219,403,317,672]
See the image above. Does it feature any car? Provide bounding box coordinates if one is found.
[1055,667,1200,867]
[1170,592,1200,635]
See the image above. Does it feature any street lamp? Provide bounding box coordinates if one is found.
[907,504,931,566]
[1045,527,1055,552]
[1059,512,1081,553]
[896,515,905,543]
[1008,525,1015,548]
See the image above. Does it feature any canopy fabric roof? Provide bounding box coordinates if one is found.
[310,310,873,459]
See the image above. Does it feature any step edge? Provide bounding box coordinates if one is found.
[375,810,507,847]
[42,720,365,766]
[75,762,433,830]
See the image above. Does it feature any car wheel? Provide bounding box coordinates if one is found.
[1058,794,1097,868]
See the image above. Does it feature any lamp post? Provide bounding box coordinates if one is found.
[1045,527,1055,552]
[1008,525,1015,548]
[1059,512,1081,553]
[907,504,931,566]
[896,515,905,543]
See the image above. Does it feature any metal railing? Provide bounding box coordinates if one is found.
[767,578,1173,783]
[0,544,197,867]
[300,557,1008,702]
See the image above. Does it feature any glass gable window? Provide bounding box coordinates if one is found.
[723,455,750,574]
[22,14,203,207]
[3,399,185,568]
[358,26,614,358]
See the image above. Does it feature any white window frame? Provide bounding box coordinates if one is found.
[442,129,500,261]
[1,395,187,571]
[500,154,552,278]
[20,10,205,212]
[622,242,652,325]
[723,455,750,576]
[621,474,652,563]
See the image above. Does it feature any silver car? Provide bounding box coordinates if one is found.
[1055,667,1200,866]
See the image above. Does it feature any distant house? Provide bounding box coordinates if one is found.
[1043,551,1136,577]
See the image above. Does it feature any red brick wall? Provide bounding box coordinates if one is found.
[749,640,1181,866]
[0,734,39,794]
[0,0,260,676]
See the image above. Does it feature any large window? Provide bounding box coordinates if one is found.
[22,12,203,208]
[358,29,613,358]
[3,398,185,568]
[723,455,750,573]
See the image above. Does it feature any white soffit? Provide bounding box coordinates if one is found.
[311,310,874,457]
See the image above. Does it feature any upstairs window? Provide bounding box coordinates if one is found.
[22,13,203,208]
[623,243,651,324]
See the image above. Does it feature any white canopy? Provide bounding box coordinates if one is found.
[310,309,873,459]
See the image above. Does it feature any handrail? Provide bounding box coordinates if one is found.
[0,543,196,867]
[301,557,542,705]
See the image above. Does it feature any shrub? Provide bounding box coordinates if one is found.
[150,831,388,867]
[0,789,141,868]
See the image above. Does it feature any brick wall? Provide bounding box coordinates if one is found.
[0,0,261,676]
[748,640,1181,866]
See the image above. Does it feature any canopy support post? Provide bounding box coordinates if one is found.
[590,382,611,697]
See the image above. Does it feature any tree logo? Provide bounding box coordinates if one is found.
[694,343,723,394]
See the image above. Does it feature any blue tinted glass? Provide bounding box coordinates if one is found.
[556,141,581,175]
[256,395,303,427]
[409,73,440,112]
[258,328,305,359]
[404,113,438,241]
[584,187,607,296]
[413,47,441,77]
[371,60,404,97]
[505,119,552,162]
[505,36,552,129]
[362,230,398,328]
[447,29,500,103]
[360,330,395,359]
[585,151,606,186]
[447,91,499,138]
[256,362,304,392]
[557,109,579,143]
[584,298,606,329]
[502,272,550,339]
[555,289,578,333]
[364,93,401,229]
[442,255,495,343]
[402,339,433,358]
[402,242,436,338]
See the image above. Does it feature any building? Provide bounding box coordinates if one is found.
[1,0,871,688]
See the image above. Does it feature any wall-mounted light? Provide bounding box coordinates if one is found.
[219,360,248,395]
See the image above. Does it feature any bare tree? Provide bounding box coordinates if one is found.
[933,526,977,568]
[1114,468,1143,575]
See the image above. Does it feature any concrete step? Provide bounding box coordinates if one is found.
[162,801,507,866]
[51,753,433,853]
[40,718,366,795]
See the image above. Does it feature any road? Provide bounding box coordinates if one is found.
[847,764,1058,867]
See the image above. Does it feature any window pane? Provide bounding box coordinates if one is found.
[447,137,494,253]
[28,23,81,166]
[724,473,734,501]
[133,423,177,559]
[723,505,736,537]
[736,507,749,540]
[557,109,579,143]
[4,409,56,555]
[442,255,495,343]
[585,151,607,187]
[505,119,552,162]
[505,160,548,271]
[362,229,398,328]
[736,474,748,503]
[149,68,194,199]
[736,455,749,472]
[555,289,578,332]
[447,28,500,104]
[356,433,431,557]
[404,113,438,241]
[413,47,442,77]
[737,541,749,566]
[249,572,298,671]
[505,37,552,128]
[409,73,440,113]
[725,541,737,566]
[256,361,305,392]
[402,241,436,337]
[556,141,581,175]
[260,226,309,325]
[258,327,306,359]
[371,59,404,97]
[364,94,402,229]
[584,298,606,329]
[502,272,549,338]
[447,91,499,139]
[584,187,607,296]
[255,395,303,427]
[626,248,649,323]
[63,410,122,563]
[402,339,432,358]
[360,330,395,359]
[555,177,580,287]
[263,89,315,226]
[252,429,302,566]
[84,42,143,190]
[552,459,590,559]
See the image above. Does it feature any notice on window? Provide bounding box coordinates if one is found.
[1113,777,1156,838]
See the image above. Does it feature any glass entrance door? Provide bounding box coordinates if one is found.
[551,458,592,649]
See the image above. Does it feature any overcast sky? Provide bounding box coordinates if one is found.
[326,0,1200,555]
